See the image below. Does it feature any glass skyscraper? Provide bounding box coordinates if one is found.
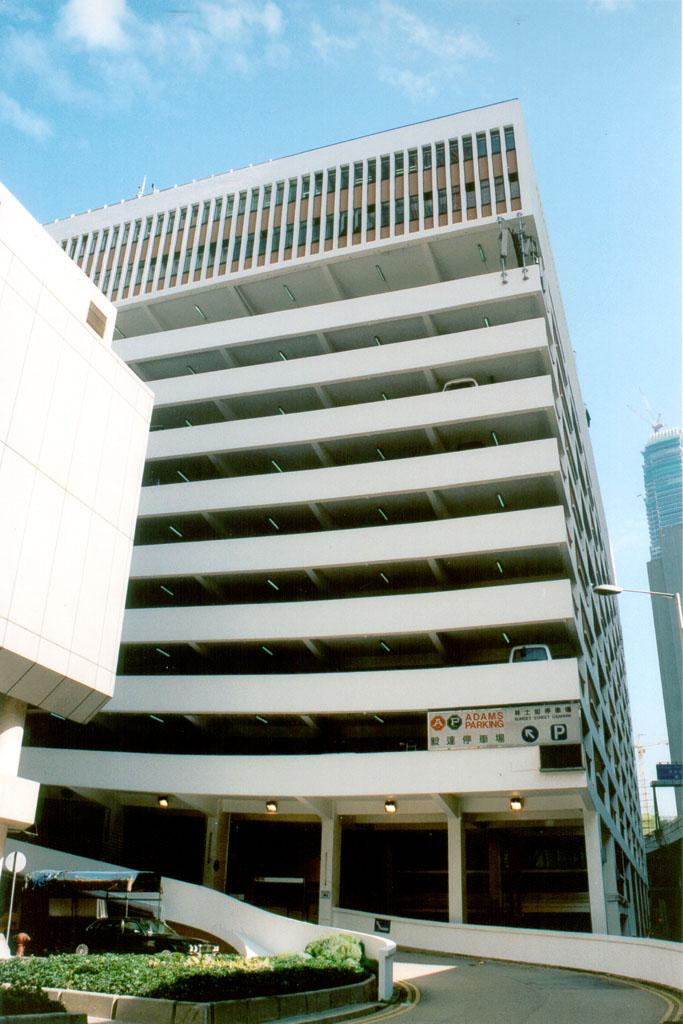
[643,429,683,559]
[643,428,683,811]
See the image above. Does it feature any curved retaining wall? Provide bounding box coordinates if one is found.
[333,908,682,991]
[49,975,376,1024]
[160,877,395,1000]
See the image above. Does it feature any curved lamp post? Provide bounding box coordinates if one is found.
[592,583,683,631]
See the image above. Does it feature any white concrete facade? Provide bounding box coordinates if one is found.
[0,182,152,957]
[0,183,153,722]
[31,101,647,939]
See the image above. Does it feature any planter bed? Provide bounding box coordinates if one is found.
[0,1017,85,1024]
[45,975,376,1024]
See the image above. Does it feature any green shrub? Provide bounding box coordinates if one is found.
[304,933,364,970]
[304,933,377,978]
[0,952,368,1004]
[0,985,66,1015]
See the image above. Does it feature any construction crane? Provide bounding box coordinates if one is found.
[628,390,665,434]
[635,735,669,825]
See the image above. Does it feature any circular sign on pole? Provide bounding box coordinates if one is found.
[5,852,26,874]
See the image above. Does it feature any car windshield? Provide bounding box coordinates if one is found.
[138,920,175,935]
[513,647,548,662]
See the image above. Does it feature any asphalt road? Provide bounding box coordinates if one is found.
[389,951,682,1024]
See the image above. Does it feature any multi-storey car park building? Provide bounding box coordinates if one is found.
[27,99,648,936]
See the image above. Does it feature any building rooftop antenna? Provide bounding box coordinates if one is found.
[136,175,147,199]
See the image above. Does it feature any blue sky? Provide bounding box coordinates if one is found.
[1,0,680,812]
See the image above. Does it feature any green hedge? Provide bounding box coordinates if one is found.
[0,986,66,1016]
[0,949,367,1004]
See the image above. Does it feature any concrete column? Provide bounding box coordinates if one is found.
[202,814,219,888]
[0,695,28,869]
[318,816,341,926]
[102,800,125,864]
[447,814,466,923]
[583,808,608,934]
[602,833,621,934]
[204,812,230,891]
[0,696,30,959]
[214,812,230,892]
[0,697,27,779]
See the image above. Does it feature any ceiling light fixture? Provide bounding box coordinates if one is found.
[510,796,524,812]
[169,525,183,537]
[478,244,486,262]
[265,800,278,813]
[374,336,382,345]
[384,800,397,814]
[483,316,491,328]
[283,285,296,302]
[256,715,269,724]
[380,640,391,653]
[194,304,207,320]
[502,632,511,644]
[261,645,274,656]
[158,796,169,808]
[375,265,386,282]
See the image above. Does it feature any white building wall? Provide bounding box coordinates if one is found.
[0,183,154,722]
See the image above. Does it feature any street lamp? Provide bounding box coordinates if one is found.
[592,584,683,630]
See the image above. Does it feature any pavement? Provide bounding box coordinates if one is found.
[387,951,683,1024]
[85,951,683,1024]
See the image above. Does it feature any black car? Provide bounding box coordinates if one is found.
[75,917,219,955]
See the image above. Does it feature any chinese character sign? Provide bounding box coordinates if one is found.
[427,703,581,750]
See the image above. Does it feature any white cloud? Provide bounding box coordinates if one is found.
[198,0,284,41]
[5,29,93,105]
[379,0,489,62]
[310,21,357,62]
[378,67,437,100]
[310,1,490,99]
[588,0,634,10]
[0,90,52,140]
[59,0,129,50]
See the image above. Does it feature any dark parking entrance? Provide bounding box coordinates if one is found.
[225,819,321,921]
[340,824,448,921]
[465,826,591,932]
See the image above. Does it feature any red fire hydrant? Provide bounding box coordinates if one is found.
[15,933,30,957]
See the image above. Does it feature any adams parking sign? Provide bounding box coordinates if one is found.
[427,702,581,750]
